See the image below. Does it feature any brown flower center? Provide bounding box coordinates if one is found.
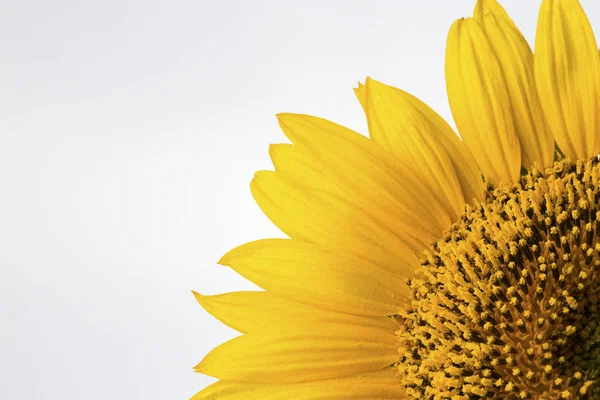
[398,159,600,399]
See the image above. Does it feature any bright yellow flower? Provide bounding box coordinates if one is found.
[193,0,600,398]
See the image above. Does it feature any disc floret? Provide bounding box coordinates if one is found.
[398,159,600,399]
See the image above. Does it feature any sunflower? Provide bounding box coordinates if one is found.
[193,0,600,398]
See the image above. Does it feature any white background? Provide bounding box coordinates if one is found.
[2,1,599,399]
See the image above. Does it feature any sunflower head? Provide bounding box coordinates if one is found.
[194,0,600,398]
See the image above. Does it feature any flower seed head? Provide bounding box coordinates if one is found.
[398,159,600,399]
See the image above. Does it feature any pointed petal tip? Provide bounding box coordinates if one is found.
[275,113,297,131]
[446,18,462,40]
[363,76,375,88]
[450,17,469,30]
[276,112,307,133]
[364,76,384,89]
[276,112,300,122]
[473,0,501,18]
[193,360,206,374]
[192,290,207,304]
[194,349,221,377]
[364,77,395,96]
[217,252,231,266]
[193,290,217,312]
[473,0,483,17]
[354,80,368,111]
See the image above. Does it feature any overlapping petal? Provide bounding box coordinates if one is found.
[365,78,476,219]
[535,0,600,161]
[474,0,554,169]
[194,291,399,334]
[446,17,521,186]
[218,239,409,316]
[196,323,399,383]
[251,166,421,272]
[192,368,405,399]
[277,113,451,238]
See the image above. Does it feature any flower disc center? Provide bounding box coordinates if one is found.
[398,159,600,399]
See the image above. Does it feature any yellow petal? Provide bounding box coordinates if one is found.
[251,165,421,272]
[276,113,451,239]
[365,77,466,220]
[362,80,484,205]
[474,0,554,169]
[535,0,600,161]
[218,239,409,316]
[446,17,521,186]
[354,81,367,112]
[191,369,404,399]
[268,143,335,194]
[195,323,399,383]
[193,291,399,334]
